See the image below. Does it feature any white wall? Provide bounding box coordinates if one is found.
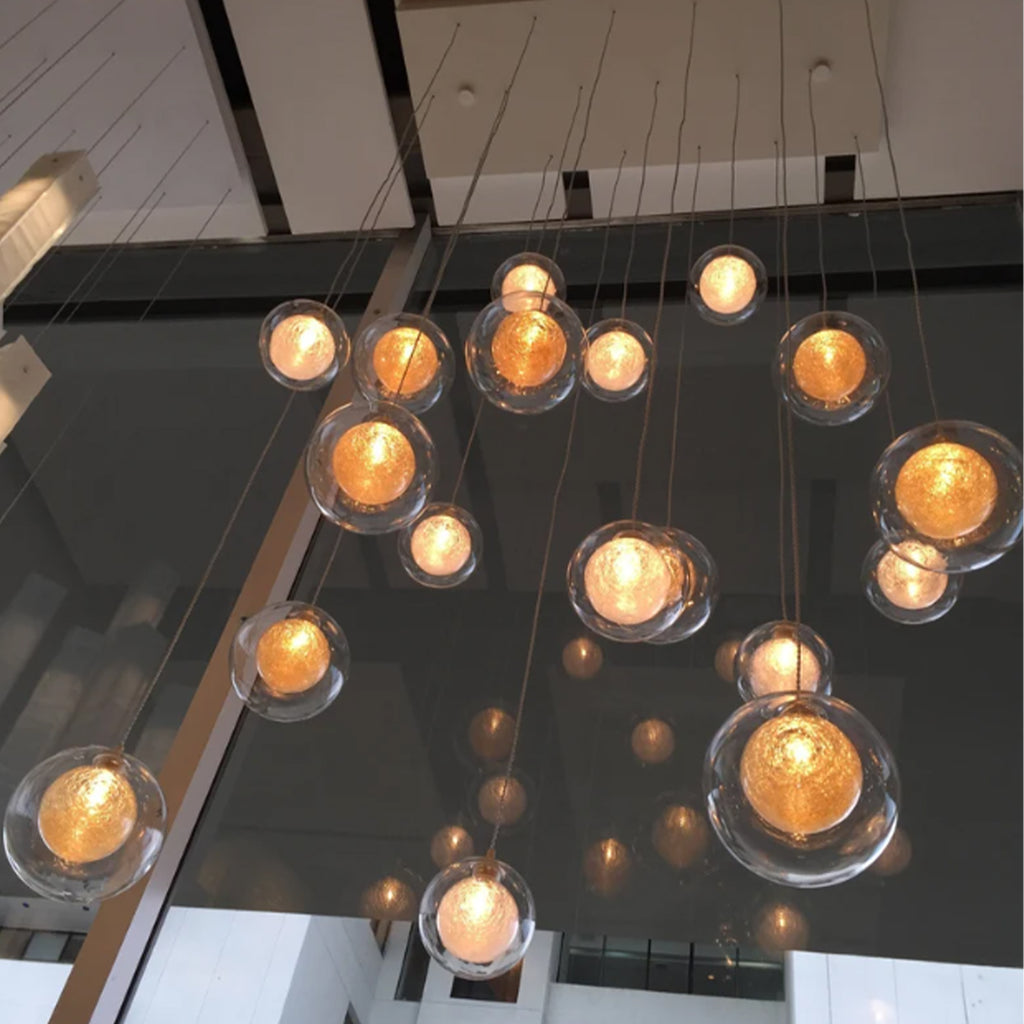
[0,958,71,1024]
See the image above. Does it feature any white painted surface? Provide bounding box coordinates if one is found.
[0,958,72,1024]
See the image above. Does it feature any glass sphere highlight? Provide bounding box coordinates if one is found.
[871,420,1023,572]
[735,621,833,702]
[582,319,652,402]
[647,530,719,645]
[230,601,349,722]
[4,746,165,902]
[419,855,536,980]
[491,252,566,313]
[468,707,515,763]
[863,539,961,625]
[259,299,349,390]
[774,311,889,425]
[689,245,767,325]
[568,521,685,643]
[306,401,437,533]
[353,313,454,414]
[398,503,482,588]
[431,825,475,869]
[583,837,632,896]
[630,718,675,765]
[466,293,584,414]
[704,694,900,887]
[561,636,603,679]
[651,803,710,870]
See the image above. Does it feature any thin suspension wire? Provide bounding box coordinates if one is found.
[534,86,583,254]
[861,0,939,422]
[522,153,554,253]
[807,67,828,310]
[620,80,660,321]
[727,73,740,243]
[449,400,485,504]
[587,150,627,328]
[0,0,61,53]
[773,140,790,621]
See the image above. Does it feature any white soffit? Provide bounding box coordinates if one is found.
[223,0,413,234]
[0,0,264,244]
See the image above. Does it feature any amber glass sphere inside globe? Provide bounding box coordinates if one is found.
[501,264,557,311]
[268,314,335,381]
[332,421,416,506]
[748,636,821,697]
[876,540,949,610]
[437,872,520,964]
[586,330,646,392]
[491,310,567,388]
[372,326,440,396]
[584,536,672,626]
[699,255,757,315]
[411,513,472,577]
[630,718,675,764]
[792,329,867,403]
[256,618,331,695]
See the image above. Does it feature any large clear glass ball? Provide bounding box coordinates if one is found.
[704,694,900,887]
[465,292,584,414]
[259,299,349,390]
[862,539,962,624]
[582,318,653,402]
[4,745,165,903]
[353,313,454,414]
[567,521,686,643]
[871,420,1023,573]
[491,252,566,313]
[419,855,536,980]
[647,529,719,645]
[774,310,889,425]
[305,401,437,533]
[230,601,349,722]
[398,503,482,588]
[689,245,767,326]
[735,621,834,703]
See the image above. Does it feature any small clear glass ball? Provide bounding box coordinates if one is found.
[419,855,536,980]
[862,539,962,624]
[689,245,767,326]
[398,503,482,588]
[465,292,584,414]
[735,621,833,702]
[871,420,1023,573]
[647,529,719,645]
[774,310,889,425]
[704,694,900,887]
[259,299,349,390]
[4,745,166,903]
[353,313,454,414]
[230,601,349,722]
[491,252,566,313]
[567,521,686,643]
[305,401,437,533]
[582,318,653,402]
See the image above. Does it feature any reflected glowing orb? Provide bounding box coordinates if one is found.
[437,872,520,964]
[749,636,821,696]
[332,421,416,506]
[651,804,709,869]
[411,513,472,577]
[714,637,741,683]
[477,775,527,826]
[468,708,515,762]
[630,718,675,764]
[561,636,603,679]
[586,330,646,392]
[754,902,810,952]
[583,837,632,896]
[868,826,912,877]
[430,826,475,869]
[491,310,567,387]
[792,329,867,403]
[372,326,440,395]
[268,314,334,381]
[699,255,757,316]
[501,264,557,312]
[256,618,330,695]
[360,876,416,920]
[876,541,949,610]
[584,536,672,626]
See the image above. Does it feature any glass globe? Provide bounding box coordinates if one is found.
[475,772,530,829]
[774,310,889,425]
[360,874,418,920]
[567,521,686,643]
[353,313,454,414]
[561,636,603,679]
[630,717,675,765]
[582,836,632,896]
[431,825,475,869]
[4,745,165,903]
[491,252,566,313]
[862,539,962,624]
[419,855,536,980]
[735,621,834,702]
[649,800,711,871]
[465,292,584,414]
[752,901,810,953]
[305,401,437,533]
[714,635,743,683]
[581,318,653,402]
[704,693,900,887]
[259,299,349,390]
[467,707,515,763]
[398,503,482,588]
[230,601,349,722]
[647,529,719,645]
[871,420,1023,572]
[689,245,767,326]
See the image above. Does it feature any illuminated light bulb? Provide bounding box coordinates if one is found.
[740,711,863,835]
[749,636,822,697]
[753,902,810,953]
[268,314,335,382]
[437,870,520,964]
[477,775,527,826]
[468,708,515,762]
[584,536,672,626]
[255,618,330,695]
[869,826,912,877]
[360,876,416,920]
[630,718,675,764]
[895,442,998,540]
[561,636,603,679]
[583,838,631,896]
[491,310,567,388]
[411,513,472,577]
[431,826,475,869]
[714,637,741,683]
[372,326,440,396]
[332,421,416,506]
[37,764,138,864]
[699,255,757,316]
[792,329,867,403]
[501,264,557,312]
[651,804,709,869]
[586,330,647,392]
[876,541,948,610]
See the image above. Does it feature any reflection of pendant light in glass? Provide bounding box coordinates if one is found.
[862,539,961,624]
[561,636,603,679]
[752,901,810,953]
[398,503,482,588]
[491,252,565,313]
[651,803,710,870]
[431,826,475,869]
[714,635,743,683]
[630,718,675,765]
[647,530,719,645]
[582,319,652,402]
[734,620,833,702]
[868,825,912,877]
[582,837,632,896]
[476,773,528,828]
[260,299,350,390]
[360,875,418,921]
[4,745,165,902]
[467,707,515,763]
